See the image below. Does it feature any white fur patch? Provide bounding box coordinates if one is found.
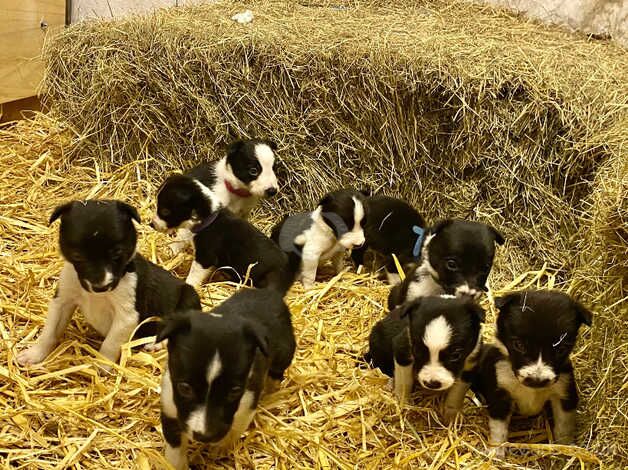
[338,197,365,249]
[454,283,479,299]
[185,261,212,288]
[165,440,188,470]
[488,417,509,446]
[161,369,178,418]
[550,397,576,444]
[230,390,257,434]
[248,144,278,197]
[443,379,471,423]
[151,214,170,233]
[405,236,444,301]
[417,316,455,390]
[185,353,222,436]
[100,270,113,287]
[516,353,557,383]
[206,353,223,386]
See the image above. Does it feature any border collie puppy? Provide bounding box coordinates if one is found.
[365,295,484,411]
[351,195,425,283]
[17,200,201,370]
[469,290,592,456]
[388,219,504,310]
[152,139,278,254]
[158,288,296,470]
[152,203,296,292]
[271,189,367,289]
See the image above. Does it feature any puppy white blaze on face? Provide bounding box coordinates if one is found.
[248,144,278,196]
[417,315,456,390]
[186,353,223,435]
[230,390,257,434]
[516,353,557,384]
[95,269,113,288]
[338,197,366,249]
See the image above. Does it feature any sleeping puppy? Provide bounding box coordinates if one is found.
[469,290,592,456]
[152,203,296,292]
[388,219,504,309]
[17,200,201,370]
[350,195,425,283]
[365,295,484,413]
[271,189,367,289]
[152,138,278,254]
[158,288,296,470]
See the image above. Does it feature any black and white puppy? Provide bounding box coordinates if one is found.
[388,219,504,309]
[271,189,367,289]
[153,204,296,292]
[17,200,201,369]
[365,295,484,415]
[158,288,296,470]
[151,139,278,254]
[469,290,592,455]
[351,195,425,283]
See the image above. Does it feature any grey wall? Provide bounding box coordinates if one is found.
[71,0,213,21]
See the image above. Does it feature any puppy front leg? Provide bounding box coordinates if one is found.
[551,373,578,444]
[331,250,345,273]
[443,379,471,424]
[162,413,188,470]
[18,291,76,366]
[487,390,512,458]
[98,314,137,370]
[300,253,320,290]
[170,228,193,255]
[185,260,213,289]
[392,329,414,405]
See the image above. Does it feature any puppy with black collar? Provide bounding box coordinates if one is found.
[152,138,278,254]
[17,200,201,370]
[469,290,592,456]
[158,288,296,470]
[350,195,425,283]
[271,189,367,289]
[388,219,504,309]
[365,295,484,415]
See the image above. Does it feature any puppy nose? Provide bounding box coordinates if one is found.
[422,379,442,390]
[265,187,278,197]
[92,282,114,293]
[522,377,551,388]
[149,220,155,229]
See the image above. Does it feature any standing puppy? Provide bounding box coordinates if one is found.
[366,296,484,412]
[351,195,425,283]
[388,219,504,309]
[158,289,296,470]
[17,200,201,369]
[271,189,367,289]
[152,139,278,254]
[470,290,592,456]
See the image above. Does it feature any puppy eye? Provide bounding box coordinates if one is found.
[227,386,243,401]
[511,338,526,354]
[446,259,458,271]
[249,167,259,177]
[160,208,171,217]
[449,350,463,362]
[176,382,195,399]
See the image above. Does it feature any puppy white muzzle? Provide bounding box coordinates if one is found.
[417,365,455,391]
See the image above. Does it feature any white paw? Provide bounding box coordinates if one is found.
[169,241,187,256]
[143,339,167,352]
[384,378,394,392]
[301,279,314,290]
[489,445,506,459]
[17,345,50,366]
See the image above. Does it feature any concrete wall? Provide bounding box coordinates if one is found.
[71,0,212,21]
[484,0,627,46]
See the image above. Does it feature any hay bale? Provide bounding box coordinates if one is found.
[41,0,628,280]
[1,115,610,468]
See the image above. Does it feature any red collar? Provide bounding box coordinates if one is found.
[224,180,252,198]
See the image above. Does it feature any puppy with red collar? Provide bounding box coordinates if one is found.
[151,139,279,254]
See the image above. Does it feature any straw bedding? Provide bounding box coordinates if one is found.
[1,0,626,468]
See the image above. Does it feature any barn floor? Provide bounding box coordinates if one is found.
[0,115,601,468]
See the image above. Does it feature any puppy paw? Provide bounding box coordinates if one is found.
[169,241,187,256]
[17,345,50,366]
[384,378,394,392]
[488,445,506,459]
[443,405,462,425]
[143,339,167,352]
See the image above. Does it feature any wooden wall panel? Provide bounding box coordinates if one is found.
[0,0,66,104]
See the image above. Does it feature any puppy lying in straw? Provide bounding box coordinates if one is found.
[468,290,592,457]
[17,200,200,370]
[158,288,296,470]
[365,295,484,422]
[271,189,368,289]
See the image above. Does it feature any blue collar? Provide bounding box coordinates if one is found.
[191,212,219,234]
[412,225,425,259]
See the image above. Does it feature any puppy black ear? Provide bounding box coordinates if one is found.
[262,139,278,151]
[244,322,270,356]
[49,202,74,225]
[489,226,505,245]
[573,299,593,327]
[494,292,520,310]
[429,219,453,234]
[226,140,245,157]
[156,313,191,343]
[465,301,486,323]
[116,201,141,224]
[358,188,372,197]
